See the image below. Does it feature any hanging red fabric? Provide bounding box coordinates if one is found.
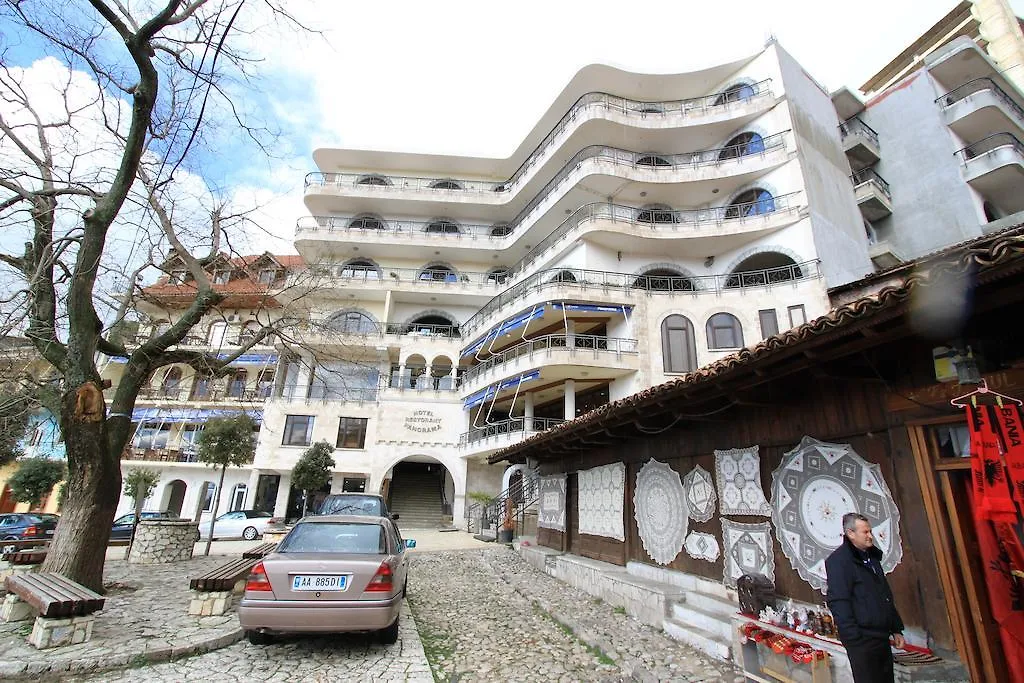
[995,404,1024,510]
[966,405,1018,523]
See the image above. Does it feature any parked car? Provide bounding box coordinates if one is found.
[197,509,275,541]
[315,493,398,521]
[110,511,176,542]
[0,513,60,541]
[238,515,416,645]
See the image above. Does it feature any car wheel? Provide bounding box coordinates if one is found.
[247,630,274,646]
[378,617,399,644]
[242,526,259,541]
[2,535,19,541]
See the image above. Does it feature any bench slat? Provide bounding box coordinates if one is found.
[3,572,104,618]
[31,573,103,616]
[242,542,277,559]
[190,558,258,591]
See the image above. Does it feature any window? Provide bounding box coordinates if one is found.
[213,270,231,285]
[418,265,457,282]
[134,422,171,450]
[633,268,694,291]
[337,417,368,449]
[636,154,671,167]
[487,268,510,284]
[349,214,384,231]
[339,259,380,279]
[201,482,217,512]
[707,312,744,349]
[661,315,697,373]
[161,367,182,398]
[258,269,277,285]
[328,310,377,334]
[719,132,765,161]
[724,189,775,219]
[240,322,260,343]
[636,204,678,224]
[169,270,187,284]
[356,174,390,186]
[788,305,807,327]
[429,179,463,190]
[490,223,512,237]
[425,218,460,234]
[207,322,227,347]
[227,369,248,398]
[256,370,275,398]
[759,309,779,339]
[714,83,756,106]
[551,270,577,283]
[181,425,203,455]
[230,484,247,511]
[191,374,213,400]
[283,415,314,446]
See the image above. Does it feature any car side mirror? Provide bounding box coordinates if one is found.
[405,539,416,548]
[391,513,400,521]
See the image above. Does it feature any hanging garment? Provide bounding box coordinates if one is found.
[966,405,1018,523]
[995,404,1024,510]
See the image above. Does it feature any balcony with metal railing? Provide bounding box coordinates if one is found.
[956,133,1024,214]
[851,167,892,221]
[458,416,567,448]
[838,117,880,171]
[938,78,1024,143]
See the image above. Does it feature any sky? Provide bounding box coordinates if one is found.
[5,0,1024,258]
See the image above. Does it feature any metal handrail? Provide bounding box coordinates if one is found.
[303,264,505,287]
[937,77,1024,125]
[275,384,381,402]
[459,416,566,445]
[850,167,892,199]
[838,117,879,146]
[956,132,1024,163]
[461,334,638,385]
[303,320,462,339]
[460,259,820,336]
[304,79,773,196]
[465,468,540,537]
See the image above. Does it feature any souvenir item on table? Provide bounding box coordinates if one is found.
[537,474,567,532]
[633,459,688,565]
[715,446,772,516]
[682,464,717,523]
[577,462,626,541]
[684,532,721,562]
[722,519,775,589]
[738,573,776,617]
[770,435,904,592]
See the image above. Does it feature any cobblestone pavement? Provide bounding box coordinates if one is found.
[407,546,741,683]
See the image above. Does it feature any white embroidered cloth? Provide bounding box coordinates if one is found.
[771,436,903,592]
[715,446,771,516]
[537,474,567,532]
[684,532,720,562]
[683,465,717,522]
[578,462,625,541]
[721,518,775,589]
[633,459,688,565]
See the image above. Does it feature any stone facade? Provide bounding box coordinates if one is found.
[127,520,197,564]
[188,589,234,617]
[29,614,96,649]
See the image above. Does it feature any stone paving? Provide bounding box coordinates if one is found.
[408,546,741,682]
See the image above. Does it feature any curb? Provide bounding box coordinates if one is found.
[0,626,244,680]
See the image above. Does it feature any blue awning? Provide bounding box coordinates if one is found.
[463,370,541,409]
[106,353,277,366]
[131,407,263,424]
[461,306,547,358]
[552,303,633,314]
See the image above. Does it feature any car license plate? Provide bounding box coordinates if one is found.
[292,574,347,591]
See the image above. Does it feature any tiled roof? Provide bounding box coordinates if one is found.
[142,253,304,299]
[489,225,1024,464]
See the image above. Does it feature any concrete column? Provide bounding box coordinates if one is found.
[274,474,291,520]
[565,319,576,347]
[524,393,535,430]
[564,379,576,420]
[294,356,313,400]
[245,469,261,509]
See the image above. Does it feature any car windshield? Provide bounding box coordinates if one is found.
[278,522,386,554]
[318,496,382,516]
[248,511,272,518]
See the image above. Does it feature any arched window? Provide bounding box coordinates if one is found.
[228,369,248,398]
[706,313,744,350]
[339,258,381,280]
[490,223,512,237]
[487,267,510,285]
[636,153,671,167]
[634,102,664,114]
[207,321,227,347]
[161,367,182,398]
[348,214,384,231]
[633,268,695,292]
[661,315,696,373]
[256,370,275,398]
[725,252,802,288]
[724,189,775,219]
[240,322,260,343]
[429,179,463,190]
[328,310,378,335]
[425,218,461,234]
[636,204,678,224]
[714,83,757,106]
[718,132,765,161]
[418,264,458,283]
[356,174,391,186]
[406,314,459,337]
[550,270,577,283]
[191,372,213,400]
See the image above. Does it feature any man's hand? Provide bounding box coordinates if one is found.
[890,633,906,649]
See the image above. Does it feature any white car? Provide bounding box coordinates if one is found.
[198,510,276,541]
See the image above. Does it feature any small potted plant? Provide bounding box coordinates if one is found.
[498,497,516,543]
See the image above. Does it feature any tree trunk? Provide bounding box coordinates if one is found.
[204,464,227,556]
[40,407,122,593]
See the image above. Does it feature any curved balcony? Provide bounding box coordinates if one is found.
[302,131,792,220]
[460,334,639,393]
[938,78,1024,143]
[458,416,566,448]
[294,320,462,350]
[956,133,1024,214]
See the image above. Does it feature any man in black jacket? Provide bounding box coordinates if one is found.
[825,512,905,683]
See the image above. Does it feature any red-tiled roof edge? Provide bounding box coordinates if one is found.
[489,225,1024,464]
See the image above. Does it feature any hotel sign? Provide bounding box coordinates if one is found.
[404,410,442,433]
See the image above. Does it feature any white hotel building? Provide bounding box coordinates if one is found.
[107,41,873,525]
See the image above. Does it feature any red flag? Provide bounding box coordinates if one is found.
[966,406,1018,523]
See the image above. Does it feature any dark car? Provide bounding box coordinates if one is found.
[110,511,175,542]
[0,512,60,541]
[315,493,397,521]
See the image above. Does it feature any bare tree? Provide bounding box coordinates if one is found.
[0,0,312,590]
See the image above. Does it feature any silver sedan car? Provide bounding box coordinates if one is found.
[238,515,415,645]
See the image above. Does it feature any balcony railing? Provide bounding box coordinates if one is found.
[300,264,507,287]
[462,334,638,384]
[956,132,1024,164]
[838,117,879,146]
[937,78,1024,125]
[123,447,254,464]
[459,416,567,446]
[139,384,275,403]
[303,320,462,339]
[851,167,892,200]
[460,259,820,336]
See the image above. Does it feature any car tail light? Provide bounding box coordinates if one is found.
[365,561,394,592]
[24,526,37,536]
[245,562,274,593]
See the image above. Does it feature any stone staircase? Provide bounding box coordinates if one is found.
[662,589,735,660]
[388,467,448,529]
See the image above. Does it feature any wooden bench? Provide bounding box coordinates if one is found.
[241,542,277,559]
[1,550,47,565]
[188,557,259,616]
[2,572,105,649]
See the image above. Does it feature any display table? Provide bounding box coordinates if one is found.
[733,614,850,683]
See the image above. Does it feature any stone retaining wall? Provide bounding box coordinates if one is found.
[127,520,197,564]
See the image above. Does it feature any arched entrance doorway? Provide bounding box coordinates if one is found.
[382,457,454,529]
[164,480,187,517]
